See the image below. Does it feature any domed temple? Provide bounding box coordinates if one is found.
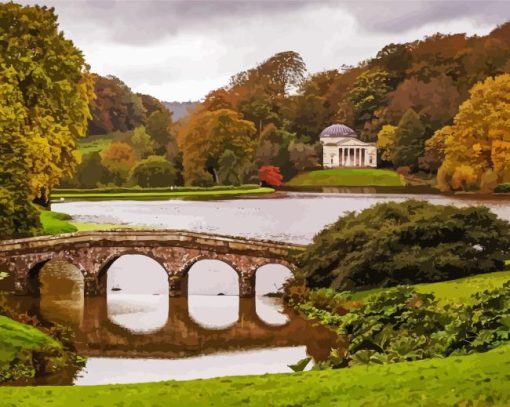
[319,124,377,168]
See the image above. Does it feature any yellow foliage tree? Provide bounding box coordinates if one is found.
[178,108,257,186]
[437,74,510,191]
[376,124,397,163]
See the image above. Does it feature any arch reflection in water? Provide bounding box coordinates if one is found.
[187,260,239,329]
[255,264,293,326]
[106,255,169,334]
[38,260,84,325]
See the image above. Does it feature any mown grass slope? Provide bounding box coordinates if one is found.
[1,343,509,406]
[287,168,404,187]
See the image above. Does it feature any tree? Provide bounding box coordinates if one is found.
[218,150,243,185]
[73,152,111,188]
[0,66,41,237]
[131,126,155,159]
[376,124,397,164]
[129,156,176,187]
[259,166,283,187]
[288,141,319,172]
[349,68,392,136]
[419,125,450,173]
[88,75,145,135]
[300,200,510,290]
[146,109,174,153]
[101,142,136,185]
[0,3,94,205]
[392,109,426,169]
[178,108,256,186]
[437,74,510,191]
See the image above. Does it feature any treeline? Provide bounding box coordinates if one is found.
[174,23,510,189]
[61,74,180,189]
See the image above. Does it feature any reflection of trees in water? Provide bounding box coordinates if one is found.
[38,260,84,326]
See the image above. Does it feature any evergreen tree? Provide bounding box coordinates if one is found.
[392,109,426,169]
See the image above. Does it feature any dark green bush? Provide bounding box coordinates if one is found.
[494,183,510,193]
[300,200,510,290]
[128,156,176,187]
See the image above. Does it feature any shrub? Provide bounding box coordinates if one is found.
[129,155,176,187]
[259,165,283,187]
[495,183,510,193]
[296,282,510,369]
[300,200,510,290]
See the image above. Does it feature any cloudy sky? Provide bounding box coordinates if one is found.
[19,0,510,102]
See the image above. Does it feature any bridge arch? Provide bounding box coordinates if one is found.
[96,250,170,296]
[27,256,86,297]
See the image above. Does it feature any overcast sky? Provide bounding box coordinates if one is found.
[19,0,510,102]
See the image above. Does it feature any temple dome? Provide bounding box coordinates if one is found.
[320,124,357,138]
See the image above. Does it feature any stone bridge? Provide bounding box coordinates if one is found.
[0,230,304,297]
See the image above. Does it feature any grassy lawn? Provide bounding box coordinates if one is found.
[1,343,509,406]
[77,137,111,155]
[40,211,78,235]
[350,267,510,305]
[0,316,62,374]
[287,168,405,187]
[51,187,274,201]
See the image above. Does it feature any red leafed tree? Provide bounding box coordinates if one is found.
[259,166,283,187]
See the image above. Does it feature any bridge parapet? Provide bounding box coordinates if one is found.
[0,230,305,297]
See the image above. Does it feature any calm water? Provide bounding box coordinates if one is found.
[53,192,510,243]
[6,255,336,386]
[7,192,510,385]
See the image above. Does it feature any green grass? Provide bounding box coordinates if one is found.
[70,222,146,231]
[0,316,61,370]
[77,137,111,155]
[51,187,274,201]
[40,211,78,235]
[1,343,509,406]
[350,268,510,305]
[287,168,405,187]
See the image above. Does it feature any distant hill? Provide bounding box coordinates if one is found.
[163,101,199,120]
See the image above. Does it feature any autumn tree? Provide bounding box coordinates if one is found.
[88,75,144,135]
[73,152,111,188]
[259,166,283,187]
[101,142,136,185]
[178,109,256,186]
[437,74,510,191]
[392,109,426,169]
[376,124,398,164]
[0,3,93,232]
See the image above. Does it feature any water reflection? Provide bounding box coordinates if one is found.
[38,260,84,326]
[105,255,169,333]
[107,294,169,334]
[256,296,289,326]
[75,346,311,385]
[188,295,239,329]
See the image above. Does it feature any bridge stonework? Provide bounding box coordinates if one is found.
[0,230,304,298]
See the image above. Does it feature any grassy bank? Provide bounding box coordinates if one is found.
[1,343,509,406]
[51,186,274,201]
[350,267,510,305]
[287,168,405,187]
[0,316,66,382]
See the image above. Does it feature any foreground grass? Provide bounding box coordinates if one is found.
[350,268,510,305]
[51,187,274,201]
[1,343,509,406]
[287,168,404,187]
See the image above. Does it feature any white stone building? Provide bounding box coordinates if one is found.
[320,124,377,168]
